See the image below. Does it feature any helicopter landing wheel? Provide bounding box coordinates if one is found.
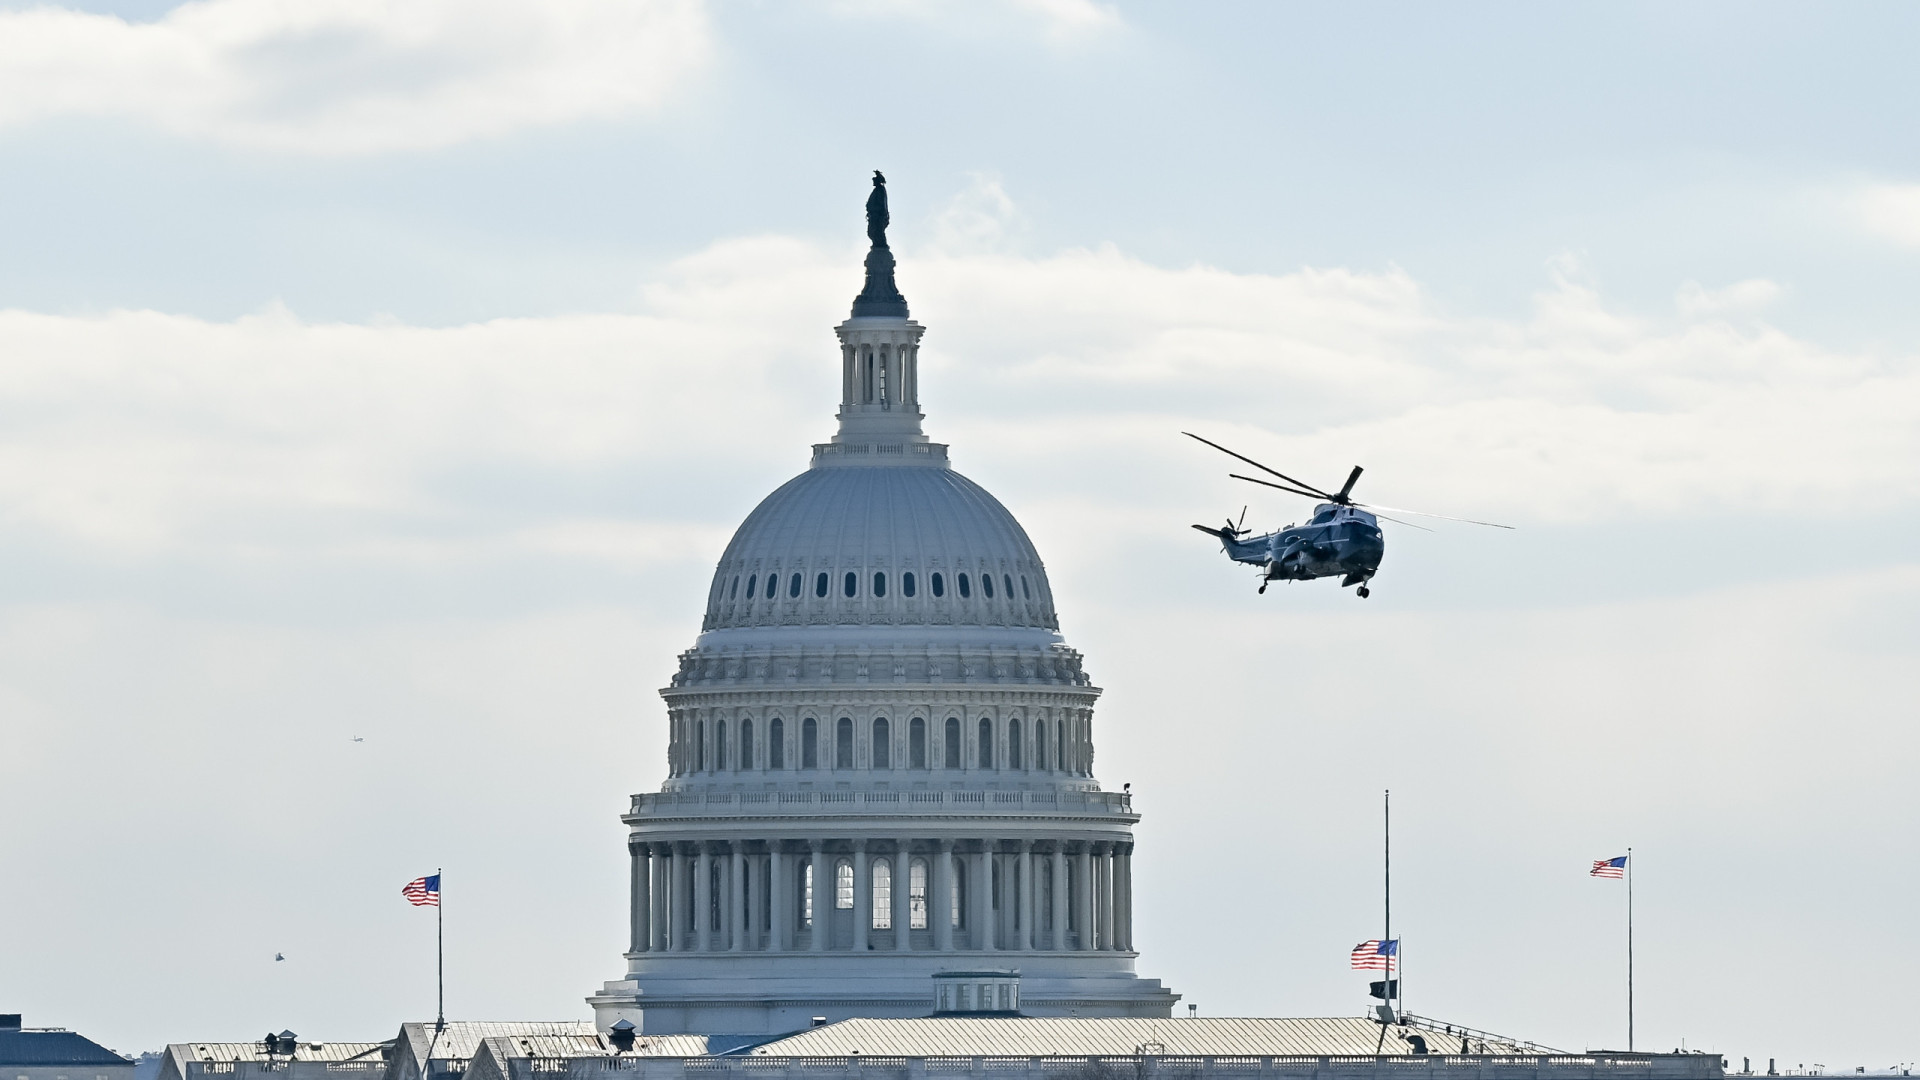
[1356,585,1371,599]
[1258,582,1268,594]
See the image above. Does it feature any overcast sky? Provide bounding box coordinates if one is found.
[1,0,1916,1070]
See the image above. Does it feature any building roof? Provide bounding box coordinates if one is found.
[164,1043,386,1065]
[0,1029,133,1067]
[744,1017,1535,1059]
[395,1023,600,1069]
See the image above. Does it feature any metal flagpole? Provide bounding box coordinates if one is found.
[437,867,445,1034]
[1626,849,1633,1053]
[1385,790,1393,1016]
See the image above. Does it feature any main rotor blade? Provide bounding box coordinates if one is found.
[1368,511,1433,532]
[1230,473,1331,500]
[1354,501,1514,529]
[1183,432,1333,499]
[1336,465,1363,502]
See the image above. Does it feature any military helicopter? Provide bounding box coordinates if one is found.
[1185,432,1510,598]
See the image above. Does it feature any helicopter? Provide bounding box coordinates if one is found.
[1185,432,1510,598]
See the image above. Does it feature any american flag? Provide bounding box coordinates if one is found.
[1590,856,1627,879]
[402,874,441,906]
[1349,939,1398,971]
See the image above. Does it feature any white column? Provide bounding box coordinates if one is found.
[695,846,714,952]
[1075,846,1094,950]
[974,846,995,952]
[629,841,650,956]
[853,842,870,952]
[810,842,829,952]
[1050,847,1068,951]
[1016,841,1034,951]
[1100,844,1117,950]
[894,841,912,951]
[769,845,788,952]
[671,846,691,952]
[651,844,671,951]
[1118,843,1133,951]
[730,846,747,952]
[934,841,954,952]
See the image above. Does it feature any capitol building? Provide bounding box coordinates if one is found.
[588,173,1178,1035]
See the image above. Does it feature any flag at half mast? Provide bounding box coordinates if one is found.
[1591,856,1628,879]
[1350,939,1398,971]
[402,874,441,906]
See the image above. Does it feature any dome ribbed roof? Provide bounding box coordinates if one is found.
[702,464,1058,633]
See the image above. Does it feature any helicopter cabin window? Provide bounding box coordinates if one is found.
[932,572,945,597]
[903,571,916,597]
[958,573,971,598]
[815,572,829,598]
[982,573,994,599]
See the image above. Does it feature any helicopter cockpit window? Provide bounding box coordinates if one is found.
[1313,509,1336,525]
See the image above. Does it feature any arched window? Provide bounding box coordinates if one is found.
[844,571,857,598]
[944,717,961,769]
[909,717,927,769]
[835,717,854,769]
[909,857,929,929]
[802,718,819,769]
[1035,718,1048,771]
[1004,574,1014,600]
[874,571,887,597]
[982,573,995,598]
[769,718,785,769]
[766,574,777,599]
[1021,575,1031,599]
[835,858,854,909]
[1008,717,1023,770]
[746,574,757,599]
[789,572,802,598]
[932,572,945,597]
[716,719,728,770]
[958,573,971,598]
[872,859,892,929]
[696,721,707,771]
[802,862,814,928]
[1057,723,1066,775]
[978,717,994,770]
[872,717,891,769]
[740,718,755,770]
[903,572,916,597]
[729,576,739,599]
[815,572,829,598]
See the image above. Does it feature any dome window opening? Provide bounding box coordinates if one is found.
[802,718,819,769]
[769,718,786,769]
[977,717,994,769]
[844,572,858,598]
[931,572,945,597]
[873,572,887,598]
[909,717,927,768]
[765,574,778,600]
[716,720,728,770]
[746,574,757,600]
[815,572,829,598]
[696,722,707,772]
[802,863,815,929]
[789,573,802,598]
[903,572,916,598]
[951,862,966,928]
[982,574,994,599]
[872,717,891,769]
[1021,575,1031,600]
[944,717,961,769]
[740,719,755,770]
[1008,718,1023,770]
[1004,575,1015,602]
[1036,719,1048,771]
[835,858,854,909]
[729,576,739,599]
[908,858,929,928]
[872,859,892,930]
[835,717,854,769]
[958,573,971,598]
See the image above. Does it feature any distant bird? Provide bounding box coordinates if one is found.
[274,953,285,962]
[351,736,364,743]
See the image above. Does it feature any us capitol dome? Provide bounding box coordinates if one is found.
[589,174,1178,1036]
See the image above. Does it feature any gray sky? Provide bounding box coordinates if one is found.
[0,0,1915,1070]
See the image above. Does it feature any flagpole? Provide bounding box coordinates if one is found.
[436,867,445,1034]
[1626,849,1633,1053]
[1384,789,1392,1016]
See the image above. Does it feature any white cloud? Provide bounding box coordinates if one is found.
[1854,182,1920,248]
[0,0,711,154]
[829,0,1121,43]
[1675,277,1783,318]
